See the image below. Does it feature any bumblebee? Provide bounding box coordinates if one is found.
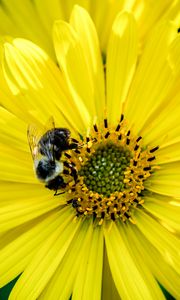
[27,119,78,194]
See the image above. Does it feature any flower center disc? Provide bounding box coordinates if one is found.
[62,116,159,225]
[79,143,132,197]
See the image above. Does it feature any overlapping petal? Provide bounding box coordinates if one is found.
[0,3,179,300]
[106,11,138,125]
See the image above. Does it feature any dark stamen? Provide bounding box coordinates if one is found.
[104,119,108,128]
[93,124,98,132]
[71,138,79,143]
[105,132,110,139]
[75,149,81,154]
[120,114,124,122]
[133,160,137,166]
[115,124,121,131]
[118,134,122,140]
[111,213,115,221]
[124,212,129,218]
[127,130,131,136]
[64,161,70,168]
[134,144,139,151]
[147,156,155,162]
[126,138,130,145]
[64,153,71,159]
[101,212,105,219]
[136,136,142,142]
[150,146,159,153]
[144,166,151,171]
[86,137,90,142]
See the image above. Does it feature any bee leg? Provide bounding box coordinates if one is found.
[68,143,78,149]
[54,190,65,196]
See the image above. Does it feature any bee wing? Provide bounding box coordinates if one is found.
[27,117,56,162]
[44,116,55,132]
[27,123,42,161]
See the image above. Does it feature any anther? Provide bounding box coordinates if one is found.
[126,138,130,145]
[150,146,159,153]
[136,136,142,142]
[104,119,108,128]
[93,124,98,132]
[120,114,124,122]
[124,212,130,218]
[144,166,151,171]
[105,132,110,139]
[75,149,81,154]
[115,124,121,131]
[111,213,115,221]
[86,137,90,142]
[134,144,139,151]
[118,134,122,140]
[127,130,131,136]
[133,160,137,166]
[93,205,98,210]
[147,156,155,162]
[64,153,71,159]
[71,138,79,143]
[101,212,105,219]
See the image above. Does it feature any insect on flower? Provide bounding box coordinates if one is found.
[27,117,78,195]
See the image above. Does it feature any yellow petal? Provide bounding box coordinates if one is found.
[0,107,28,152]
[72,224,103,300]
[104,222,158,300]
[106,11,138,125]
[0,144,36,183]
[39,219,92,300]
[0,0,54,57]
[102,247,121,300]
[90,0,134,51]
[53,19,96,127]
[146,161,180,197]
[0,182,65,232]
[2,38,83,134]
[126,222,180,299]
[122,223,166,300]
[155,141,180,164]
[143,194,180,232]
[134,0,177,40]
[124,20,179,133]
[0,208,68,287]
[9,209,80,300]
[32,0,64,35]
[70,5,105,122]
[141,89,180,147]
[134,209,180,275]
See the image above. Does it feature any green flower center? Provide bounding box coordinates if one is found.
[61,115,159,225]
[79,143,132,197]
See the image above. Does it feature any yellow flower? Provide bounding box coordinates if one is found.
[0,4,180,300]
[0,0,179,57]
